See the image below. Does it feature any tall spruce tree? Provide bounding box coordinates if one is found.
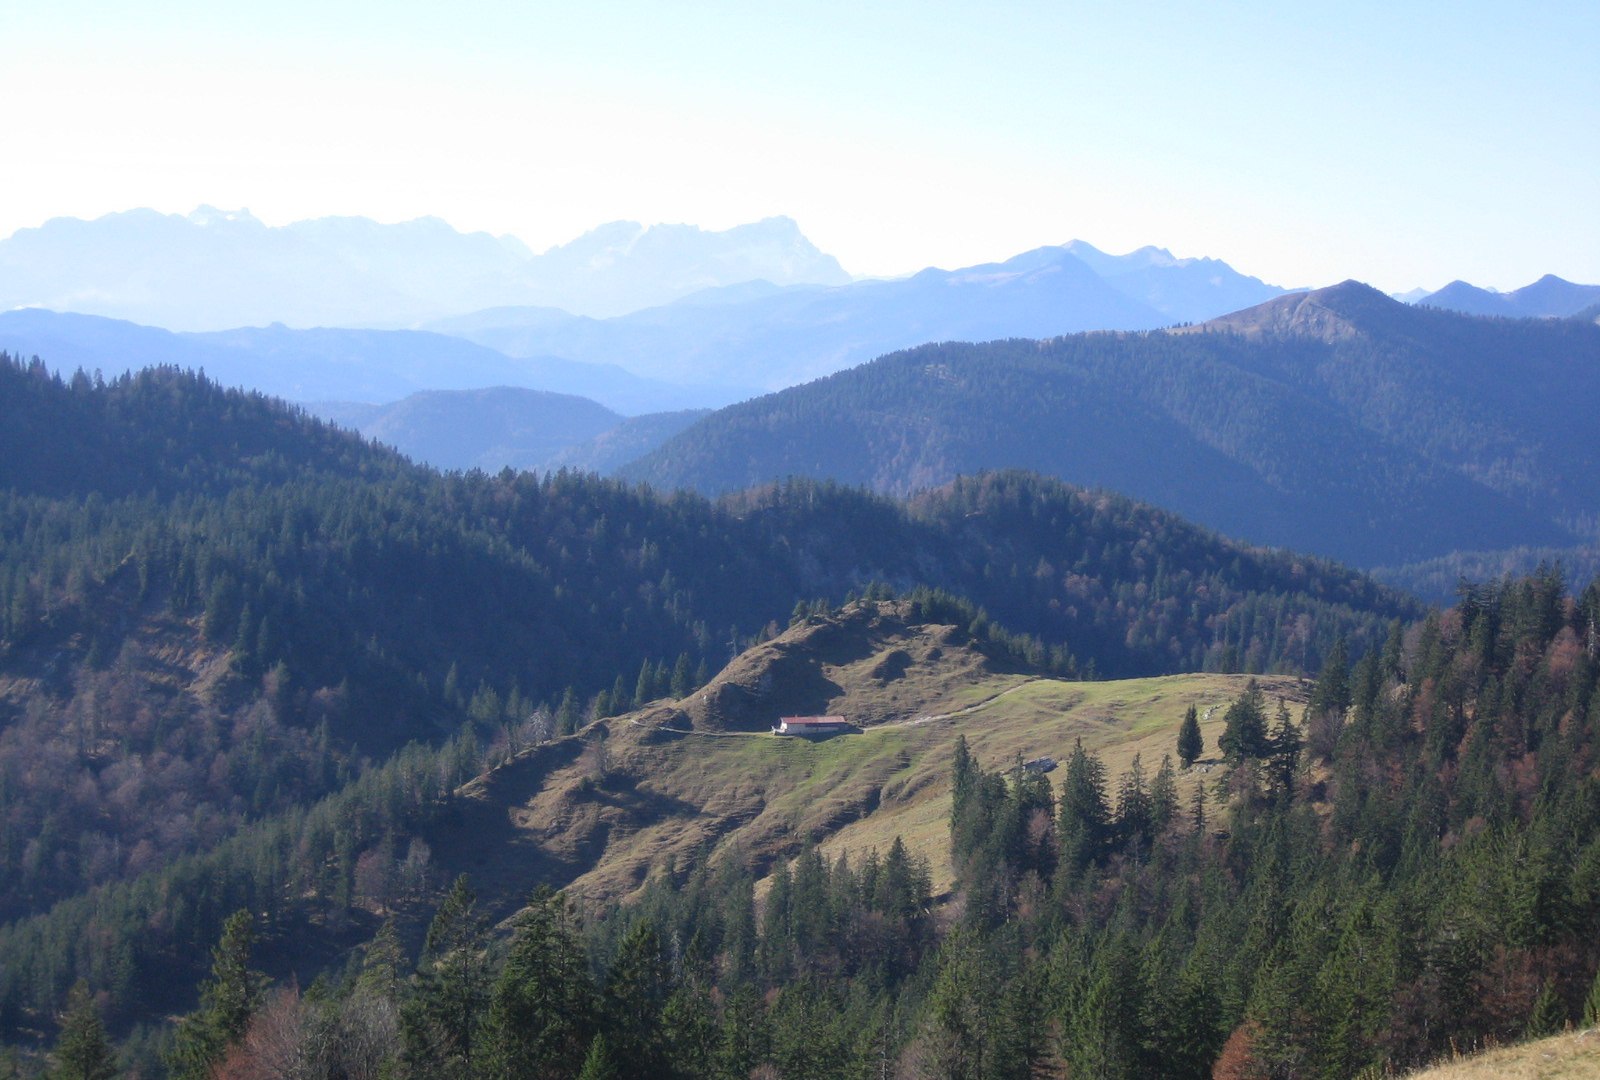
[402,875,490,1079]
[1177,703,1204,768]
[1058,739,1111,871]
[166,909,262,1080]
[53,982,116,1080]
[480,886,597,1080]
[1218,679,1270,761]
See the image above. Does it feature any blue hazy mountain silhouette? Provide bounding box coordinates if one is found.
[0,209,851,329]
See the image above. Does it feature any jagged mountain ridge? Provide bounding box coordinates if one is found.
[0,208,852,329]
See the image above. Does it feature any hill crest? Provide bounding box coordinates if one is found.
[1187,279,1396,341]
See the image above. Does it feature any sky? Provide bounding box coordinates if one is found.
[2,0,1597,293]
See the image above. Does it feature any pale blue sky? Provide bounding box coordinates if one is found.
[3,0,1596,292]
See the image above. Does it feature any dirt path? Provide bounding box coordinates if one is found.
[899,677,1043,726]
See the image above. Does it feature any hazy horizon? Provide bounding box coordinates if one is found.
[4,1,1597,295]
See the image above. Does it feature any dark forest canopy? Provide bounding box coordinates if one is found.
[621,287,1600,571]
[10,565,1592,1079]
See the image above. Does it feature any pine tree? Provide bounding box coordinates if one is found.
[53,982,116,1080]
[1309,637,1352,717]
[356,918,405,1000]
[402,875,489,1079]
[659,982,718,1079]
[1267,698,1302,801]
[1526,982,1567,1038]
[1114,754,1152,847]
[951,735,976,827]
[670,652,692,698]
[1583,964,1600,1026]
[1149,754,1179,834]
[634,659,655,708]
[576,1033,619,1080]
[1218,679,1270,762]
[1058,739,1110,871]
[1190,781,1207,834]
[715,986,768,1080]
[480,886,597,1080]
[166,909,262,1080]
[602,919,671,1077]
[1177,704,1204,768]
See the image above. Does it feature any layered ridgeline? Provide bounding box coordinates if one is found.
[0,209,851,328]
[0,356,1412,929]
[425,242,1286,392]
[1418,273,1600,319]
[0,240,1288,409]
[622,282,1600,574]
[0,308,739,413]
[0,358,1414,1043]
[306,390,710,474]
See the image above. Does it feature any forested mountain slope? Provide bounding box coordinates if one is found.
[346,570,1600,1080]
[0,354,1419,1049]
[11,566,1591,1079]
[623,282,1600,569]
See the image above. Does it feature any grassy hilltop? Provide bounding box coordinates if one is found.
[424,599,1304,913]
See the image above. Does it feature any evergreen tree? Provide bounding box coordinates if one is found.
[714,986,767,1080]
[634,660,655,709]
[951,735,976,827]
[1267,698,1302,801]
[576,1033,619,1080]
[480,886,597,1080]
[166,909,262,1080]
[659,982,718,1080]
[52,982,116,1080]
[1309,637,1352,717]
[1065,942,1143,1080]
[402,876,489,1079]
[1583,965,1600,1027]
[1149,754,1179,834]
[1057,739,1111,871]
[1218,679,1270,761]
[356,918,406,1000]
[1525,982,1567,1038]
[1190,781,1207,834]
[1177,704,1204,768]
[601,919,671,1078]
[1114,754,1153,847]
[670,653,692,698]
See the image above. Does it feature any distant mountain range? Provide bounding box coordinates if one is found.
[0,208,849,329]
[619,282,1600,570]
[0,308,747,415]
[1415,274,1600,318]
[425,242,1289,391]
[305,390,709,474]
[0,232,1296,405]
